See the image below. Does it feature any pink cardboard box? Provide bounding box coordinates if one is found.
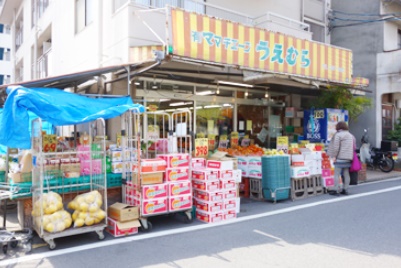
[157,153,190,168]
[322,169,331,177]
[80,159,103,175]
[106,217,140,237]
[169,181,192,196]
[192,169,219,181]
[192,179,220,192]
[218,170,234,180]
[196,210,224,223]
[192,158,206,169]
[165,167,190,182]
[140,198,168,216]
[193,189,223,202]
[224,209,237,220]
[141,183,168,199]
[223,190,237,200]
[322,177,335,188]
[206,160,234,170]
[195,198,224,213]
[223,199,237,210]
[219,179,236,190]
[168,195,192,212]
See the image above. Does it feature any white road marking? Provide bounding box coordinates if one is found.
[2,183,401,266]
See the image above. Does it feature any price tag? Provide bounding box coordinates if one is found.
[195,138,208,157]
[43,134,57,152]
[208,139,216,151]
[276,136,289,154]
[241,138,250,147]
[219,140,228,149]
[314,109,325,119]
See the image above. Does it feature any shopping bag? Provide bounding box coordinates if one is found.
[349,151,362,172]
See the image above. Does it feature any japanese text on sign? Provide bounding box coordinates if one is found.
[276,136,289,154]
[191,31,311,68]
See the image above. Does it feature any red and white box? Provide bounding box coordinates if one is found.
[135,158,167,173]
[106,217,140,237]
[141,183,168,199]
[192,179,220,192]
[232,169,242,183]
[223,199,237,210]
[157,153,190,168]
[165,167,190,182]
[223,190,237,200]
[196,210,224,223]
[219,179,236,190]
[193,189,223,202]
[192,169,218,181]
[236,156,249,177]
[218,170,233,180]
[206,160,234,170]
[140,198,168,216]
[192,158,206,169]
[169,181,192,196]
[322,177,335,188]
[195,198,224,213]
[168,195,192,212]
[224,209,237,220]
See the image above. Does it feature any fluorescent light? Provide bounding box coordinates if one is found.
[217,80,254,88]
[196,90,214,96]
[245,91,248,97]
[204,105,221,108]
[223,103,232,107]
[159,99,171,102]
[152,84,158,89]
[169,102,192,107]
[196,106,203,109]
[134,82,140,85]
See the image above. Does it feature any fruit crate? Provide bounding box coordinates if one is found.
[290,177,307,201]
[106,173,122,188]
[249,178,263,200]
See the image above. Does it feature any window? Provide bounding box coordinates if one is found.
[75,0,94,33]
[305,20,325,43]
[31,0,49,27]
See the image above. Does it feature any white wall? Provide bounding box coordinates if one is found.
[383,21,398,51]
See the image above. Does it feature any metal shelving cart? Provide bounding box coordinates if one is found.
[31,118,107,249]
[122,109,193,231]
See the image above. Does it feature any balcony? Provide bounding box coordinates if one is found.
[32,48,52,79]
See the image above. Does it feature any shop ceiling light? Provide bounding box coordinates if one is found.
[223,103,232,107]
[196,90,214,96]
[159,99,171,102]
[245,91,249,97]
[152,84,158,89]
[217,80,254,88]
[169,102,192,107]
[134,81,141,85]
[204,105,222,108]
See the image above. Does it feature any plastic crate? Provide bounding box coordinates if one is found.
[311,175,324,196]
[262,187,290,202]
[249,178,263,200]
[261,155,291,202]
[107,173,122,188]
[0,171,5,182]
[291,177,307,201]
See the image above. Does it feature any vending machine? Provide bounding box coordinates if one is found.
[303,108,349,143]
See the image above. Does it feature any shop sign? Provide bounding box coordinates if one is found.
[171,8,352,84]
[241,138,250,147]
[277,136,289,154]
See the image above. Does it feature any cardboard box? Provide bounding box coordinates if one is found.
[206,160,234,170]
[140,198,168,216]
[192,179,220,192]
[157,153,190,168]
[218,170,233,180]
[137,172,164,185]
[106,217,140,237]
[232,169,242,183]
[8,172,32,183]
[196,210,224,223]
[223,199,237,210]
[192,169,218,181]
[223,190,237,200]
[192,158,206,169]
[224,209,237,220]
[141,183,168,199]
[236,157,249,177]
[193,189,223,202]
[322,177,335,188]
[108,202,139,222]
[165,167,190,182]
[195,198,224,213]
[168,195,192,212]
[290,166,310,178]
[219,179,236,190]
[169,181,192,196]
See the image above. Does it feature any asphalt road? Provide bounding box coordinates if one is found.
[2,177,401,268]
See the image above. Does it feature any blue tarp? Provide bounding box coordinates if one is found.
[0,86,145,149]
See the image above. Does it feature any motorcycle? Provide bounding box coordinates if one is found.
[359,129,395,173]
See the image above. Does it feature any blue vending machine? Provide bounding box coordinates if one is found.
[303,108,349,143]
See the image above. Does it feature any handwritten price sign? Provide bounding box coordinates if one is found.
[276,136,289,154]
[230,137,239,148]
[195,138,208,157]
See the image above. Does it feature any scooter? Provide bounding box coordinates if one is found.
[359,129,395,173]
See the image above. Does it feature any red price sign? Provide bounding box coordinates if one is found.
[195,138,208,157]
[231,137,239,148]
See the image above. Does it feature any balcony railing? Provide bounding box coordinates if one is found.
[15,25,23,51]
[33,48,51,79]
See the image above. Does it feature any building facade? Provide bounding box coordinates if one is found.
[331,0,401,147]
[0,0,366,145]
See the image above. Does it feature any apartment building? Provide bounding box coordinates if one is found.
[0,23,11,85]
[0,0,367,145]
[331,0,401,147]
